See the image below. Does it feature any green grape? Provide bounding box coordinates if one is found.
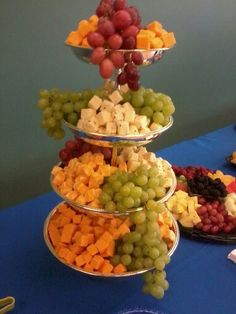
[155,187,166,198]
[149,248,160,259]
[147,177,160,189]
[142,245,149,257]
[154,258,165,271]
[102,184,114,196]
[143,257,153,269]
[151,100,163,112]
[153,112,165,125]
[121,254,132,266]
[67,112,79,125]
[144,93,156,106]
[39,89,50,98]
[123,91,132,102]
[158,242,168,254]
[62,102,74,114]
[163,115,170,126]
[131,211,146,225]
[130,186,143,199]
[142,284,150,294]
[116,202,125,212]
[114,192,122,202]
[155,203,167,213]
[162,254,170,264]
[146,200,159,211]
[150,285,164,299]
[147,221,158,233]
[162,103,175,115]
[132,94,144,107]
[117,245,123,254]
[123,231,141,243]
[69,92,79,102]
[134,257,144,270]
[122,243,134,254]
[53,128,65,140]
[159,279,169,291]
[42,107,53,118]
[140,191,149,203]
[146,188,156,200]
[74,100,87,113]
[135,175,148,187]
[53,111,64,121]
[124,182,135,189]
[143,271,153,283]
[136,165,148,176]
[154,271,166,282]
[146,210,157,221]
[148,167,159,178]
[46,117,57,128]
[133,246,142,258]
[122,197,135,209]
[120,185,131,197]
[105,201,116,212]
[82,89,94,101]
[111,180,122,192]
[135,223,146,235]
[140,106,153,118]
[99,192,111,205]
[110,255,120,266]
[133,198,141,207]
[119,173,129,184]
[38,98,49,110]
[52,102,62,111]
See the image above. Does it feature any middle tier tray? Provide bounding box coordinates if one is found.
[64,116,173,148]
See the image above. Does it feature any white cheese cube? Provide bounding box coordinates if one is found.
[77,119,84,129]
[88,95,103,111]
[112,109,124,122]
[114,104,125,113]
[105,122,117,134]
[117,121,129,135]
[124,108,136,123]
[123,102,134,111]
[101,100,115,112]
[129,125,139,134]
[144,152,157,163]
[119,83,129,94]
[134,115,148,129]
[150,122,162,131]
[140,127,151,134]
[127,160,140,172]
[128,152,139,161]
[83,116,99,132]
[109,90,123,104]
[80,108,96,120]
[98,127,106,134]
[96,111,112,126]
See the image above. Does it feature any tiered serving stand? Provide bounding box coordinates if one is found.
[44,45,180,277]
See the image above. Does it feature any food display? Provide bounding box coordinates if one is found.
[169,165,236,242]
[44,202,178,278]
[39,0,179,300]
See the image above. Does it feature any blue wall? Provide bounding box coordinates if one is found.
[1,0,236,208]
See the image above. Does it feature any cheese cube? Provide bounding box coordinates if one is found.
[109,90,123,104]
[117,121,129,135]
[119,84,129,94]
[150,122,162,131]
[88,95,103,111]
[134,115,148,129]
[112,109,124,122]
[123,102,134,111]
[127,160,140,172]
[129,125,139,134]
[98,127,106,133]
[114,104,125,113]
[124,109,136,123]
[105,122,117,134]
[101,100,114,112]
[128,152,139,161]
[162,177,173,188]
[96,111,112,126]
[140,127,151,134]
[84,116,99,132]
[77,119,84,129]
[144,152,157,163]
[80,108,96,120]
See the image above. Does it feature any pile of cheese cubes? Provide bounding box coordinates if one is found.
[77,90,158,136]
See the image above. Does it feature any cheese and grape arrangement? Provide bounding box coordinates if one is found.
[169,165,236,242]
[40,0,180,300]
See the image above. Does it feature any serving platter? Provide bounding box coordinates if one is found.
[66,44,172,67]
[43,202,180,278]
[64,116,173,148]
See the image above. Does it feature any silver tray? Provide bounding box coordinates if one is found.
[66,44,172,66]
[43,202,179,278]
[64,116,173,148]
[50,168,176,216]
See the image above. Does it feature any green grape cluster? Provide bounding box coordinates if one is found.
[122,86,175,126]
[111,207,170,299]
[99,165,169,213]
[37,88,105,139]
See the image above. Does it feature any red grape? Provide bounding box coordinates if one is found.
[107,34,123,49]
[87,32,105,48]
[99,58,114,79]
[96,2,113,17]
[127,79,140,91]
[98,19,115,38]
[132,51,144,65]
[117,72,127,85]
[59,148,71,162]
[110,51,125,69]
[114,0,127,11]
[122,36,136,49]
[122,25,139,38]
[127,6,141,26]
[65,140,78,151]
[112,10,132,30]
[90,47,106,65]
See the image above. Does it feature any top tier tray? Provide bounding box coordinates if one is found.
[66,44,171,66]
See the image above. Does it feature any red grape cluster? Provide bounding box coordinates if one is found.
[59,137,112,165]
[172,165,212,180]
[88,0,143,90]
[196,197,236,234]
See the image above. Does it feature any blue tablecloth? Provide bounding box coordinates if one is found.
[1,125,236,314]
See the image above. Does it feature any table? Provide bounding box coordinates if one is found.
[1,124,236,314]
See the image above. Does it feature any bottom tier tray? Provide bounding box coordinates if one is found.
[43,202,179,278]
